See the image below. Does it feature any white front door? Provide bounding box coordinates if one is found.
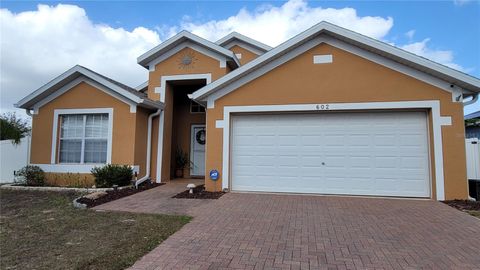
[231,111,430,197]
[190,125,206,176]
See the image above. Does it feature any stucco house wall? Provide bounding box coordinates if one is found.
[30,81,151,185]
[205,43,468,200]
[147,47,231,182]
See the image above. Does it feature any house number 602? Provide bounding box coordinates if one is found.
[316,104,330,110]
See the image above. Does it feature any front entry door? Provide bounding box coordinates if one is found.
[190,125,206,176]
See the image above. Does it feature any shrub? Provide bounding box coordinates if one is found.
[17,165,45,186]
[91,164,133,188]
[0,112,30,145]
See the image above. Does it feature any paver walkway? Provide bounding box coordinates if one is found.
[97,182,480,269]
[94,179,212,215]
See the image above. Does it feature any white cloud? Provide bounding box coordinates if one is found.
[161,0,394,46]
[405,29,415,40]
[453,0,472,6]
[400,38,467,71]
[0,4,160,114]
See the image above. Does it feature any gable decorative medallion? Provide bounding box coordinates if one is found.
[177,50,198,70]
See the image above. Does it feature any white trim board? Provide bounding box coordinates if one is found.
[33,164,139,174]
[215,32,272,52]
[218,100,451,201]
[138,30,240,69]
[50,108,114,165]
[32,77,137,114]
[192,21,480,103]
[154,73,212,103]
[154,73,210,183]
[15,65,163,111]
[200,36,463,109]
[222,40,267,56]
[147,42,229,71]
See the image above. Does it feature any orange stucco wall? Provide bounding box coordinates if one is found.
[229,45,259,65]
[204,43,468,200]
[147,47,228,182]
[30,81,151,184]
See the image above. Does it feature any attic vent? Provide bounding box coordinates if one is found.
[235,53,242,59]
[313,54,333,64]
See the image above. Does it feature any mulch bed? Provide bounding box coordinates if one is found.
[443,200,480,211]
[77,182,164,208]
[172,185,225,199]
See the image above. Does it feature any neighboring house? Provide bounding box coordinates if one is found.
[465,111,480,139]
[15,22,480,200]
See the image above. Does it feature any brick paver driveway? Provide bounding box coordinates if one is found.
[124,192,480,270]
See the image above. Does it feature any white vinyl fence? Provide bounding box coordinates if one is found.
[466,138,480,180]
[0,136,30,183]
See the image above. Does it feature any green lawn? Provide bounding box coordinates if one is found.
[0,189,191,270]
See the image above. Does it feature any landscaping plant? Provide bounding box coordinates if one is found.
[174,146,191,178]
[91,164,133,188]
[17,165,45,186]
[0,112,30,144]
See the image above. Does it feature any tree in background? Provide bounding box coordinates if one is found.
[0,112,30,144]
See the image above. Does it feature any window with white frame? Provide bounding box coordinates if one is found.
[59,114,109,164]
[190,101,205,113]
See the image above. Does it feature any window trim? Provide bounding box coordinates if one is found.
[51,108,113,164]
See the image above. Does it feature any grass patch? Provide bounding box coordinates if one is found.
[466,210,480,218]
[0,189,191,270]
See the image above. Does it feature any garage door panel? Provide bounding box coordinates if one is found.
[231,112,430,197]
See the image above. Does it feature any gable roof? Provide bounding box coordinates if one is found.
[216,32,272,54]
[192,21,480,102]
[137,30,240,69]
[15,65,163,110]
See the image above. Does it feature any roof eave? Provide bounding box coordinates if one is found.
[216,32,273,52]
[191,21,480,101]
[137,31,241,69]
[16,65,150,110]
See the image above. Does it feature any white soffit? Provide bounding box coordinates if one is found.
[191,21,480,102]
[137,30,240,69]
[216,32,273,53]
[15,65,163,110]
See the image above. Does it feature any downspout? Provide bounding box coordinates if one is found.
[463,93,479,106]
[135,109,161,188]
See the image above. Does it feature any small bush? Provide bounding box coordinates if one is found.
[91,164,133,188]
[17,165,45,186]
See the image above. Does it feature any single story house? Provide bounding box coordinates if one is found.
[16,22,480,200]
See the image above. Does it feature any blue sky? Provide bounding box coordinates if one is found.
[1,0,479,115]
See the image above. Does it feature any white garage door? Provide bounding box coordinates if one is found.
[231,111,430,197]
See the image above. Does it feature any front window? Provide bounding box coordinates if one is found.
[190,101,205,113]
[59,114,109,164]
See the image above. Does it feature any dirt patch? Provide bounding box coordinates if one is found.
[0,189,190,270]
[77,182,164,207]
[443,200,480,211]
[443,200,480,218]
[172,185,225,199]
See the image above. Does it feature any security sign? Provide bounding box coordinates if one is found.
[209,169,219,181]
